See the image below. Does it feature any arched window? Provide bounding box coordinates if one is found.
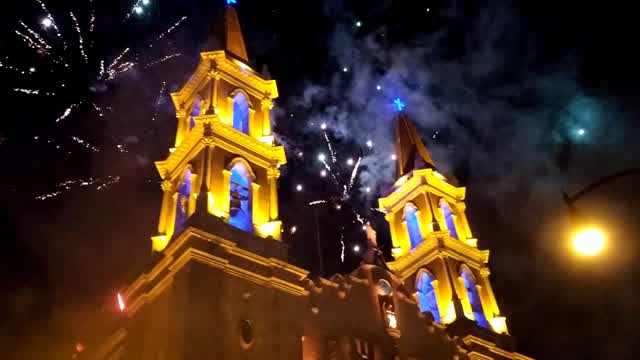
[404,203,422,249]
[228,161,253,232]
[189,98,201,130]
[174,168,193,236]
[460,267,489,328]
[416,270,441,323]
[440,201,458,239]
[232,92,249,134]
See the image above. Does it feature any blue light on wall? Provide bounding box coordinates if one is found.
[441,202,459,239]
[174,169,193,236]
[229,162,252,232]
[393,98,405,111]
[461,269,489,328]
[227,0,237,5]
[404,204,422,249]
[232,93,249,134]
[416,271,441,323]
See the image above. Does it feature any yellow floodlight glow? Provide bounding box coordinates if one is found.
[151,234,169,252]
[442,301,456,324]
[572,228,605,256]
[490,316,508,334]
[257,221,281,239]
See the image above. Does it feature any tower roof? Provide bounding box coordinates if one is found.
[206,5,249,62]
[394,112,437,178]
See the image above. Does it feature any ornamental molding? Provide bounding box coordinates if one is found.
[155,115,286,180]
[379,169,466,213]
[389,233,489,280]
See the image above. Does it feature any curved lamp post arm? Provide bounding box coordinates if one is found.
[563,168,640,207]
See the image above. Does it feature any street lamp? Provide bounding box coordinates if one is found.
[563,168,640,256]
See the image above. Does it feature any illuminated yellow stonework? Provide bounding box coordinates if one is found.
[152,44,285,250]
[381,114,508,335]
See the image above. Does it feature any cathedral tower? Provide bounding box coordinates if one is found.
[379,113,508,335]
[152,5,285,252]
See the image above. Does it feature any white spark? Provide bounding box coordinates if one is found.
[145,53,181,67]
[70,12,88,63]
[320,122,327,130]
[309,200,327,206]
[296,184,303,192]
[155,16,187,42]
[376,85,381,91]
[320,170,327,177]
[290,226,297,234]
[346,158,354,166]
[55,102,82,123]
[355,20,362,27]
[366,139,373,148]
[353,245,361,252]
[342,67,348,73]
[70,136,100,152]
[41,17,52,28]
[391,154,397,160]
[317,153,326,162]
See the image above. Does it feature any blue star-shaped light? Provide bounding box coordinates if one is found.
[393,98,405,111]
[227,0,237,4]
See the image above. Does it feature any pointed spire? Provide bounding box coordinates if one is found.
[223,5,249,62]
[394,113,437,178]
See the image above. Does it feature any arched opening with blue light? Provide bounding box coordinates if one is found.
[232,92,250,134]
[174,167,193,236]
[440,201,458,239]
[228,160,253,232]
[416,269,441,323]
[404,203,423,249]
[460,267,489,328]
[189,98,201,130]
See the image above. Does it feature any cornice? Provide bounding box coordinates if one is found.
[379,169,466,213]
[155,116,286,180]
[389,233,490,279]
[124,227,309,318]
[463,335,534,360]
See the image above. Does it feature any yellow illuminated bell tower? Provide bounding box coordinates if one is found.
[379,113,508,335]
[152,5,286,252]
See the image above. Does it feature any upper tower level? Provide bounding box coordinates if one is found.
[152,5,286,252]
[379,113,508,336]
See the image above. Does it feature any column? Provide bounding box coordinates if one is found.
[221,169,231,216]
[261,97,274,136]
[267,167,280,221]
[158,180,175,234]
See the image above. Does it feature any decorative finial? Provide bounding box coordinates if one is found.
[393,98,405,112]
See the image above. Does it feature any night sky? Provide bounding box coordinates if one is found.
[2,0,640,359]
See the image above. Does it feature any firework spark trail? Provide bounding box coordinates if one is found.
[309,200,328,206]
[15,30,49,55]
[89,0,96,36]
[91,102,104,117]
[145,53,181,67]
[340,233,345,262]
[34,0,65,48]
[106,49,133,80]
[1,61,30,74]
[151,81,167,121]
[14,88,55,96]
[35,176,120,200]
[19,21,51,50]
[55,102,82,123]
[154,16,187,42]
[70,136,100,152]
[344,157,362,198]
[323,132,337,163]
[70,12,88,63]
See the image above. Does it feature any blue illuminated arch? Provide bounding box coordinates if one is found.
[460,266,489,328]
[189,98,201,130]
[416,270,441,323]
[440,201,458,239]
[232,92,250,134]
[404,203,423,249]
[228,159,254,232]
[174,167,193,236]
